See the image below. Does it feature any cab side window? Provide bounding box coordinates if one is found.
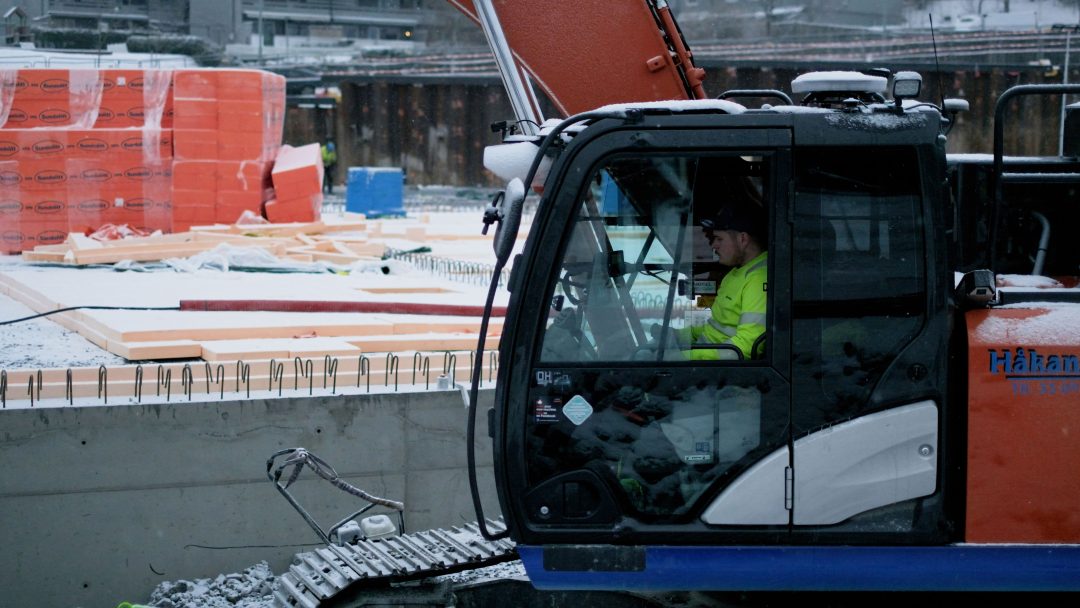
[792,148,926,433]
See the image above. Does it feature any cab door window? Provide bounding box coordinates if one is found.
[524,153,785,522]
[539,155,769,364]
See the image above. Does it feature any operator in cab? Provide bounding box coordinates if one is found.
[675,204,767,360]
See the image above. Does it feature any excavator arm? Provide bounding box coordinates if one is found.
[446,0,706,128]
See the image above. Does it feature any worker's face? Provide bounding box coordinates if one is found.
[708,229,748,267]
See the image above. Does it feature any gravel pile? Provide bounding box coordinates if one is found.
[145,561,278,608]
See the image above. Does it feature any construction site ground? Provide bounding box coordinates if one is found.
[0,187,521,400]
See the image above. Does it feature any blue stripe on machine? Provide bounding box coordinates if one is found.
[518,545,1080,591]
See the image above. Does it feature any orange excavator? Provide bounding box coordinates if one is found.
[453,0,1080,592]
[272,3,1080,602]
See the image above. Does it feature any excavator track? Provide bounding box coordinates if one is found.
[274,519,516,607]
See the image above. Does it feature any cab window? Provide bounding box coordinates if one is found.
[539,154,770,364]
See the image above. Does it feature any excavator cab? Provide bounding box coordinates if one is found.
[531,152,780,520]
[487,96,962,589]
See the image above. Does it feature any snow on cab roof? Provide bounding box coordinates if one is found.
[594,99,746,114]
[791,71,887,94]
[947,153,1050,163]
[764,105,832,114]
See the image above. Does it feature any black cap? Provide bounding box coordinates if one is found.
[700,204,765,238]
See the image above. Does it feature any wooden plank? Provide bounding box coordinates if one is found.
[200,340,292,362]
[97,232,201,247]
[285,240,335,253]
[20,250,68,263]
[332,241,355,256]
[226,220,369,237]
[346,334,499,353]
[360,287,457,294]
[85,312,394,343]
[66,241,285,265]
[187,225,231,233]
[70,244,221,265]
[191,232,295,246]
[316,221,368,234]
[391,320,498,335]
[311,234,369,243]
[305,251,363,265]
[218,221,328,237]
[341,241,385,257]
[110,340,203,360]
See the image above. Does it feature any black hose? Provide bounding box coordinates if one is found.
[0,305,180,326]
[466,108,634,541]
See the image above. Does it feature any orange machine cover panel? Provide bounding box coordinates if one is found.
[966,306,1080,542]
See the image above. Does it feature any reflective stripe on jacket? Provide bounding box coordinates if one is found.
[680,251,767,360]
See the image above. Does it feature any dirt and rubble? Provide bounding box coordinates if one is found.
[141,561,277,608]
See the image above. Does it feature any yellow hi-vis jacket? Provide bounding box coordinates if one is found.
[678,251,767,360]
[321,144,337,166]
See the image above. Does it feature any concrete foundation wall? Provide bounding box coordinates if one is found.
[0,389,501,608]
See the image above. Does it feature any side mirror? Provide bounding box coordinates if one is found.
[483,178,525,264]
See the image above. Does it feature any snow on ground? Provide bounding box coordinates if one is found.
[0,255,128,370]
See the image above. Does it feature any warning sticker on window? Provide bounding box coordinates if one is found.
[562,395,594,426]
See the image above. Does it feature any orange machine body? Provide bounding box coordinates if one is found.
[965,304,1080,543]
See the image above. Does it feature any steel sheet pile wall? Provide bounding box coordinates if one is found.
[304,67,1066,187]
[0,68,287,252]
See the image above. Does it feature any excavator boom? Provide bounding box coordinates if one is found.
[447,0,705,124]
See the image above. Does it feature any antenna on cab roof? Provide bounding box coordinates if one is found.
[930,13,946,109]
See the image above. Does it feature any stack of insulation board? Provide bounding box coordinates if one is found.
[0,68,286,253]
[171,69,286,231]
[267,143,323,223]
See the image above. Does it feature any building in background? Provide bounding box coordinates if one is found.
[0,0,465,64]
[3,0,186,33]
